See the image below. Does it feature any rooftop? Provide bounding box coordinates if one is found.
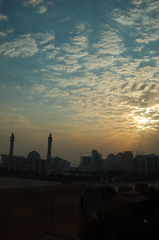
[115,190,148,203]
[26,232,80,240]
[0,176,62,189]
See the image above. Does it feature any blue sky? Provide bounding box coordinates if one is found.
[0,0,159,163]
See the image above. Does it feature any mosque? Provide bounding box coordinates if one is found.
[1,133,52,175]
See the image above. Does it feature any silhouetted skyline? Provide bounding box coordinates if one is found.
[0,0,159,164]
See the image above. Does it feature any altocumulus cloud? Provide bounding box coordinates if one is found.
[34,32,54,44]
[0,34,38,57]
[0,32,55,57]
[37,6,47,14]
[23,0,44,7]
[1,0,159,158]
[0,13,8,21]
[30,84,46,92]
[0,32,7,37]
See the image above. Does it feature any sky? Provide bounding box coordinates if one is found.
[0,0,159,164]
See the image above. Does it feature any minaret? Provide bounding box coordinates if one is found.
[46,133,52,176]
[8,133,15,170]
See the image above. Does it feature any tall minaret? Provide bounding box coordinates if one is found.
[8,133,15,170]
[46,133,52,176]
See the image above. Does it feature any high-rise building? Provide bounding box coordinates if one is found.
[91,150,102,163]
[133,155,145,173]
[145,154,156,173]
[107,153,117,161]
[123,151,133,164]
[117,152,124,161]
[81,156,91,166]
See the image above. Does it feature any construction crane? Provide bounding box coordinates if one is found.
[133,151,146,157]
[132,151,138,157]
[77,152,90,165]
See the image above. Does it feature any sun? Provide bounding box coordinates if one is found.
[132,116,150,129]
[134,117,149,124]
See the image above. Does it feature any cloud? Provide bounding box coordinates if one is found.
[121,82,129,89]
[0,32,54,58]
[10,108,19,111]
[145,1,159,13]
[31,84,46,92]
[62,43,84,54]
[46,1,54,5]
[37,6,47,14]
[132,0,142,5]
[112,9,134,25]
[0,34,39,57]
[30,83,69,99]
[16,86,22,90]
[45,88,69,98]
[48,62,81,73]
[0,112,30,128]
[82,54,113,71]
[0,13,8,21]
[47,50,59,59]
[41,44,54,52]
[0,84,6,89]
[149,84,156,90]
[0,28,14,37]
[0,32,7,37]
[70,35,88,48]
[137,59,156,70]
[92,24,125,56]
[6,28,14,33]
[23,0,43,7]
[34,32,55,44]
[138,83,147,91]
[75,23,86,31]
[58,17,71,22]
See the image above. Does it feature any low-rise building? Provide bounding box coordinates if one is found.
[0,176,85,240]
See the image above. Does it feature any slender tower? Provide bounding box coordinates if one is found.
[8,133,15,170]
[46,133,52,176]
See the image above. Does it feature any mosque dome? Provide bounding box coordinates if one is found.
[27,151,41,160]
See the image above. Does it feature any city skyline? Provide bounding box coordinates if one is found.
[0,0,159,164]
[1,132,158,166]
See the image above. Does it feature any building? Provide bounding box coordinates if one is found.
[105,152,134,171]
[51,156,70,170]
[145,154,156,173]
[107,153,117,162]
[115,190,148,204]
[117,152,124,161]
[1,133,53,176]
[134,155,145,173]
[156,155,159,173]
[0,176,85,240]
[123,151,133,164]
[91,150,102,163]
[81,156,91,166]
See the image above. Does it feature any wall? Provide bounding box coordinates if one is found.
[0,181,85,240]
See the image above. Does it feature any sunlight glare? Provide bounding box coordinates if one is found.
[133,116,149,125]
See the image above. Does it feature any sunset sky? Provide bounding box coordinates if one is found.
[0,0,159,164]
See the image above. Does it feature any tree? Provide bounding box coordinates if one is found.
[86,200,138,240]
